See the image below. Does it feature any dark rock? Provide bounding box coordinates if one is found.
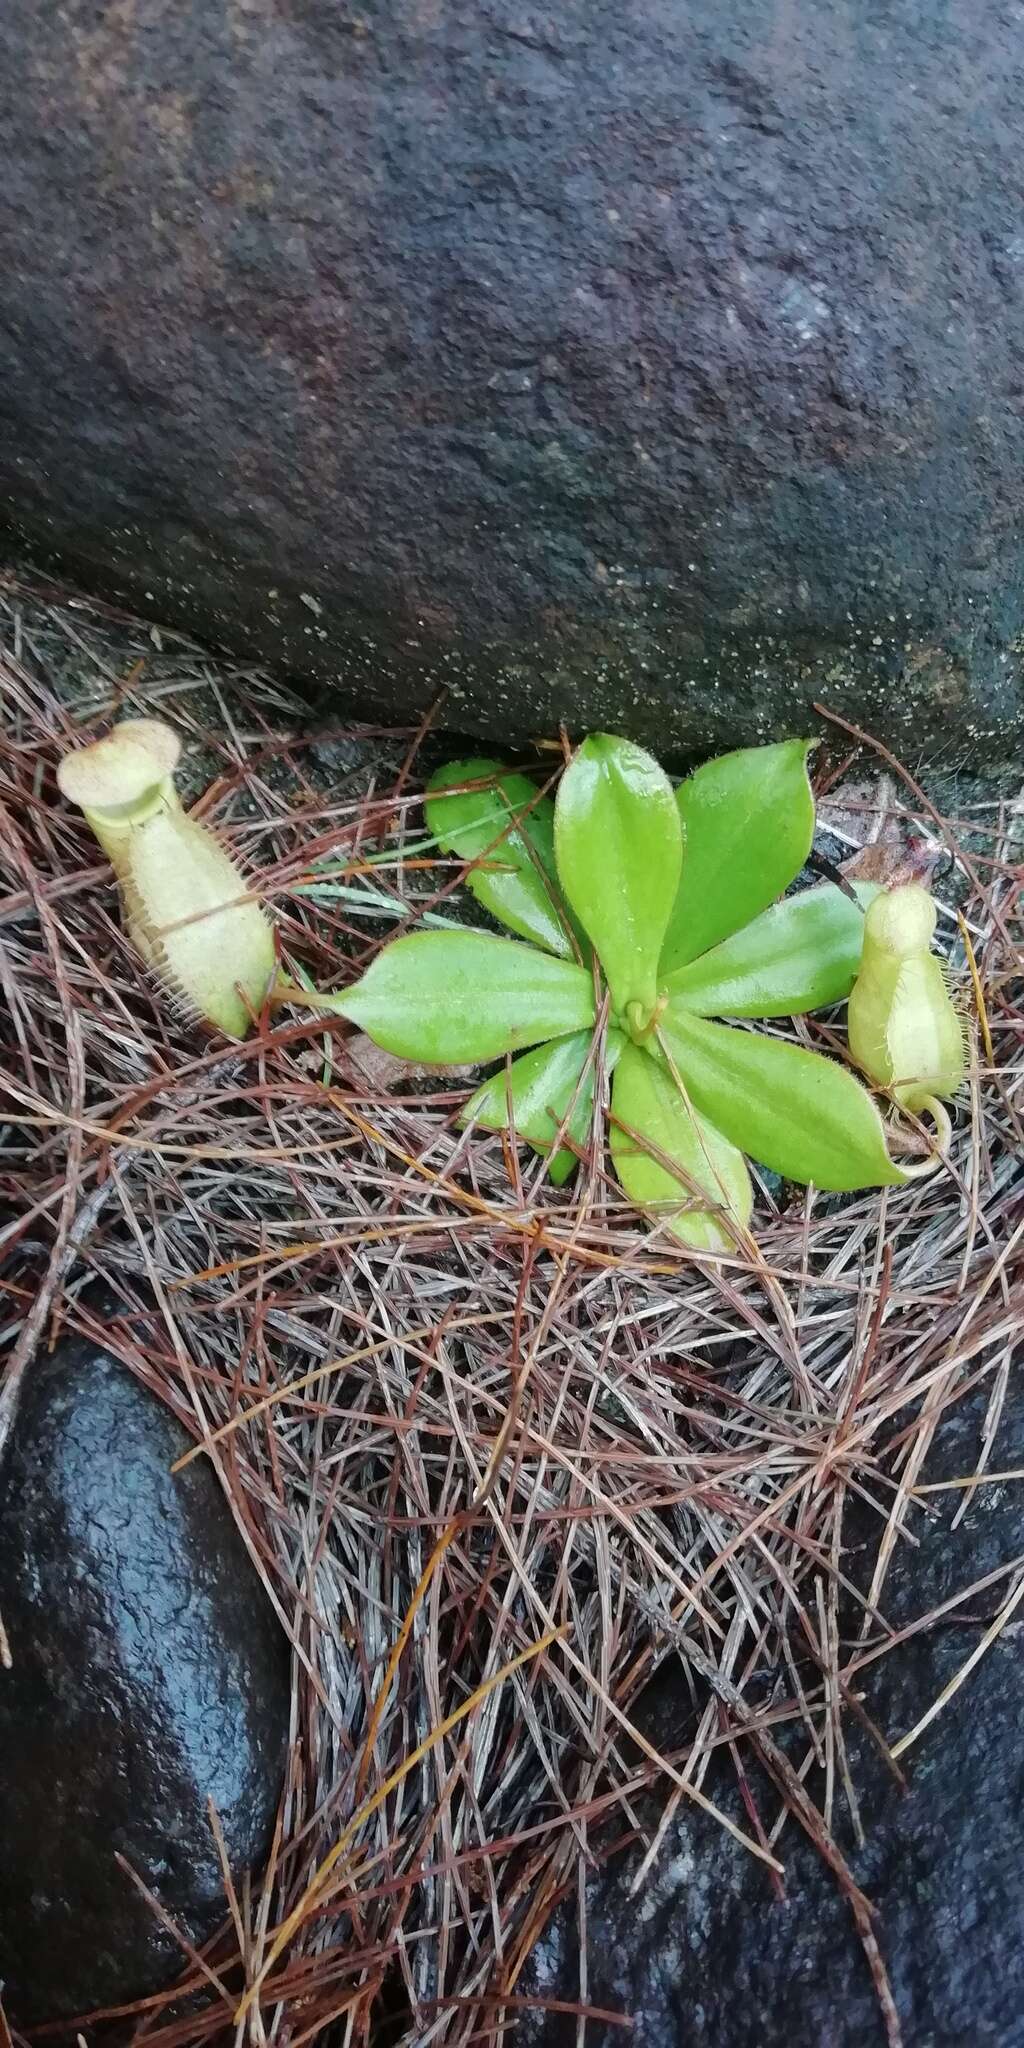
[0,1305,290,2028]
[520,1368,1024,2045]
[2,3,1024,761]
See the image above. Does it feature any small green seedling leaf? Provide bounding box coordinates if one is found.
[324,931,595,1064]
[463,1027,624,1185]
[665,881,879,1018]
[660,1007,908,1191]
[661,740,816,974]
[610,1042,752,1250]
[848,885,965,1111]
[425,759,579,958]
[555,733,682,1023]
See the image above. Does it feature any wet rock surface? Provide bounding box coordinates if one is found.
[0,1304,290,2028]
[2,4,1024,759]
[521,1369,1024,2046]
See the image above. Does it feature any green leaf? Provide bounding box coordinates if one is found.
[463,1028,624,1185]
[665,882,879,1018]
[660,740,816,974]
[555,733,682,1018]
[425,758,579,958]
[609,1042,752,1250]
[659,1008,907,1191]
[327,932,595,1063]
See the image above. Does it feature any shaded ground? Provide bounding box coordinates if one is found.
[0,565,1021,2046]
